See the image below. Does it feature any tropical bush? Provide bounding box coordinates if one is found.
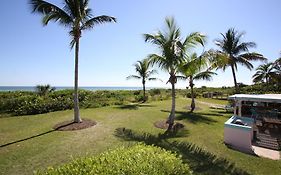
[0,90,135,116]
[35,144,191,175]
[0,89,173,116]
[150,88,162,96]
[1,85,279,116]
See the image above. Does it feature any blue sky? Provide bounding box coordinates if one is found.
[1,0,280,88]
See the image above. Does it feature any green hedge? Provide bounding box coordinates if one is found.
[0,89,174,116]
[36,144,191,175]
[0,90,136,116]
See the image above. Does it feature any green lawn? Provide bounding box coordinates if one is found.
[0,98,280,175]
[196,97,229,106]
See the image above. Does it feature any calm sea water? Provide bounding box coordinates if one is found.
[0,86,150,92]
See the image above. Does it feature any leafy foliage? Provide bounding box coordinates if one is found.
[252,62,276,84]
[30,0,116,48]
[212,28,266,92]
[127,59,161,101]
[35,84,56,96]
[35,144,191,175]
[30,0,116,122]
[0,90,134,116]
[144,16,205,128]
[178,52,216,111]
[0,89,176,116]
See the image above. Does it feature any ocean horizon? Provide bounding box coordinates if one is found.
[0,86,163,92]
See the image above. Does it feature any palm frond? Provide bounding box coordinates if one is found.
[176,75,188,81]
[69,38,76,49]
[63,0,77,18]
[81,15,116,30]
[30,0,73,26]
[126,75,141,80]
[183,32,206,51]
[239,52,267,62]
[193,71,217,81]
[143,33,165,46]
[233,42,256,54]
[252,63,276,83]
[209,51,230,70]
[148,77,162,82]
[147,54,170,72]
[146,69,158,77]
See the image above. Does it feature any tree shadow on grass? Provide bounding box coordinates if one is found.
[0,122,73,148]
[115,128,250,175]
[161,110,219,124]
[115,103,155,110]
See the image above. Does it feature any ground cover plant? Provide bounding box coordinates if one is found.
[1,98,280,175]
[36,144,191,175]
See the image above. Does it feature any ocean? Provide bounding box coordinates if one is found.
[0,86,154,92]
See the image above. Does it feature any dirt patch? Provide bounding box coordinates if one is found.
[53,119,97,131]
[186,106,202,111]
[154,120,185,130]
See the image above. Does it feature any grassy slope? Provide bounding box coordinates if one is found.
[0,98,280,175]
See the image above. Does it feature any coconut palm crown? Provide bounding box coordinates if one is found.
[30,0,116,123]
[126,59,161,102]
[144,17,205,131]
[252,63,275,84]
[178,53,216,112]
[214,28,266,92]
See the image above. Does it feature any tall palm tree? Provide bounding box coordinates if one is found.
[30,0,116,123]
[214,28,266,93]
[144,17,205,131]
[178,53,216,112]
[126,59,160,102]
[252,63,275,84]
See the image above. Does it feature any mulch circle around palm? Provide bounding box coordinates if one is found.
[154,120,185,130]
[53,119,97,131]
[186,106,202,111]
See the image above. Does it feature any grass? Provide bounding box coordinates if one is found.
[0,98,280,175]
[196,97,229,106]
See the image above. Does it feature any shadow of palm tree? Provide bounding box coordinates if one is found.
[116,103,155,110]
[161,110,218,124]
[0,122,73,148]
[114,128,250,175]
[0,130,55,148]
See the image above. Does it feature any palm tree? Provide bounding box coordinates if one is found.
[214,28,266,93]
[252,63,275,84]
[178,53,216,112]
[126,59,160,102]
[30,0,116,123]
[273,54,281,73]
[144,17,205,131]
[35,84,56,96]
[272,54,281,84]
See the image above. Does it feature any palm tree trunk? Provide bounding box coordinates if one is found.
[74,37,82,123]
[142,80,146,102]
[190,79,195,112]
[167,76,176,131]
[230,65,239,93]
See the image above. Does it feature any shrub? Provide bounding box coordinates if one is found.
[185,92,198,98]
[0,90,135,116]
[150,88,162,96]
[36,144,191,175]
[134,95,148,102]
